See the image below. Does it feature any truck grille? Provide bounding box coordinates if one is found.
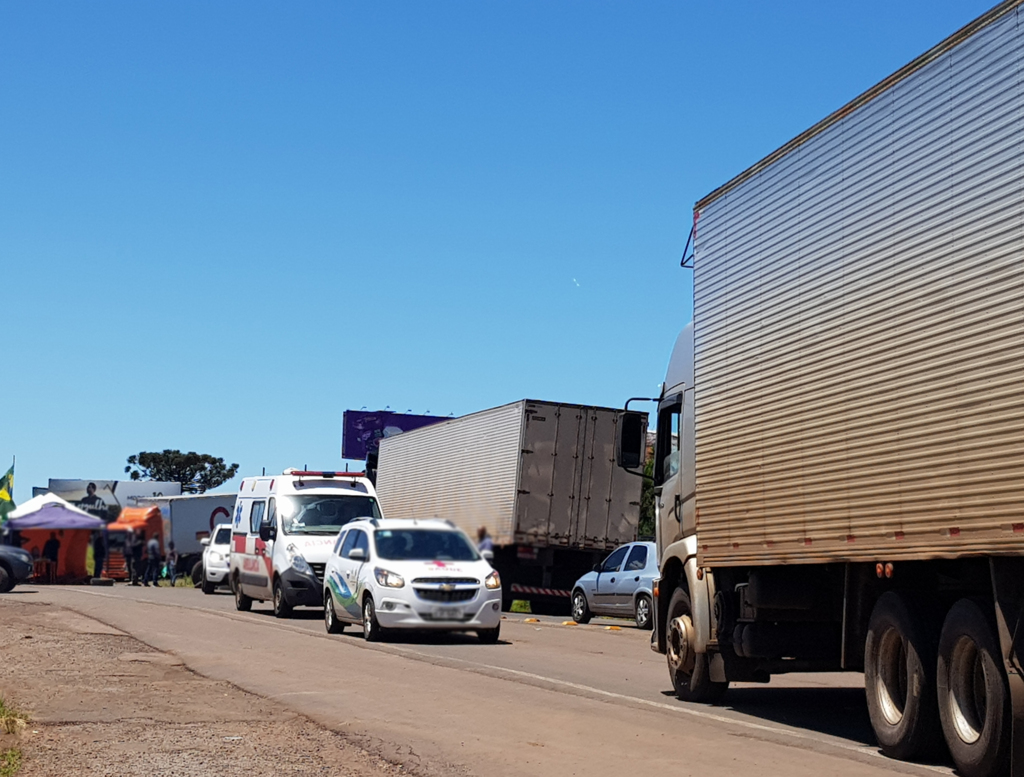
[415,588,477,603]
[309,563,326,582]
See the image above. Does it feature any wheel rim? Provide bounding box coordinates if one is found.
[325,598,333,629]
[637,597,650,626]
[364,601,373,637]
[274,586,281,612]
[573,594,585,620]
[667,615,695,676]
[875,626,908,726]
[948,635,987,744]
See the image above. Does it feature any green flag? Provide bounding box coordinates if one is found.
[0,462,14,524]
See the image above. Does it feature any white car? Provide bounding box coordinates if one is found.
[323,518,502,643]
[201,523,233,594]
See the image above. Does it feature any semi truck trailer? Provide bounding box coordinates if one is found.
[616,3,1024,775]
[376,399,646,614]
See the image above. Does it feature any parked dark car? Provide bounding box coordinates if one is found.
[0,543,34,592]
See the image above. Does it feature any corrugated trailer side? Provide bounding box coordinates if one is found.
[375,402,524,544]
[693,2,1024,567]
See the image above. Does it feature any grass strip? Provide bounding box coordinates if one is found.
[0,748,21,777]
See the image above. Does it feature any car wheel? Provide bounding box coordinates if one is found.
[0,565,13,594]
[666,587,727,703]
[363,596,383,642]
[232,574,252,612]
[937,599,1011,777]
[571,590,592,624]
[477,624,501,644]
[191,561,204,587]
[635,594,653,630]
[325,592,345,634]
[272,578,293,619]
[201,574,215,595]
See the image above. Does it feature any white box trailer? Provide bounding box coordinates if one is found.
[377,399,646,612]
[626,3,1024,774]
[136,492,237,572]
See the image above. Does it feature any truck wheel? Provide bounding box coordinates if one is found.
[571,590,592,624]
[0,565,12,594]
[325,592,345,634]
[666,587,727,703]
[864,592,943,761]
[272,578,293,618]
[201,575,215,595]
[363,596,383,642]
[191,561,203,587]
[232,574,252,612]
[937,599,1010,777]
[635,594,653,630]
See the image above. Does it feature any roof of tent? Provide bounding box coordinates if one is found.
[5,493,106,530]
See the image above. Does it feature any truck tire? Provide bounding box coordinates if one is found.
[635,594,653,630]
[666,587,727,703]
[864,591,943,761]
[936,598,1010,777]
[325,592,345,634]
[571,590,592,624]
[272,578,293,618]
[0,565,12,594]
[232,574,252,612]
[191,561,204,587]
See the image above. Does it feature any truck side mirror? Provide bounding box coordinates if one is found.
[615,411,646,470]
[258,523,276,542]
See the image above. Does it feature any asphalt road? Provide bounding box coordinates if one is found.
[19,583,956,777]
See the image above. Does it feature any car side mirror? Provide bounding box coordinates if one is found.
[200,538,210,547]
[348,547,367,562]
[615,411,646,470]
[481,549,494,562]
[258,524,276,542]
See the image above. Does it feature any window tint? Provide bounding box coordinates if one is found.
[345,530,368,559]
[249,501,266,534]
[339,531,358,558]
[601,545,629,572]
[655,401,682,485]
[624,545,648,571]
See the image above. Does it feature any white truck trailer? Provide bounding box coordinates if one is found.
[615,3,1024,775]
[136,492,237,574]
[376,399,646,613]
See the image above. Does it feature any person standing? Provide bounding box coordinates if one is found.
[476,526,494,554]
[42,532,61,583]
[144,533,160,587]
[130,530,144,586]
[91,529,107,580]
[165,541,179,586]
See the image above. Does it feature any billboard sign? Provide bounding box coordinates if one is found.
[342,410,446,460]
[45,479,182,523]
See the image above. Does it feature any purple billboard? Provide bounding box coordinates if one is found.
[342,411,447,460]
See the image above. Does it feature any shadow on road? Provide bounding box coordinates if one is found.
[713,686,875,745]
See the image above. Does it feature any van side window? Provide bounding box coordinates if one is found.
[340,531,358,558]
[267,497,276,528]
[334,531,348,556]
[250,501,266,534]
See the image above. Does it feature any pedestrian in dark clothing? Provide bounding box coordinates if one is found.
[166,542,179,586]
[130,531,144,586]
[42,532,61,564]
[144,534,161,587]
[92,530,107,579]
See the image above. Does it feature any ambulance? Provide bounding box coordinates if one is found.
[229,469,382,617]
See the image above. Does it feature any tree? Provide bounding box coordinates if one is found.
[125,450,239,494]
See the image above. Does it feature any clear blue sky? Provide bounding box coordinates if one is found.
[1,0,995,500]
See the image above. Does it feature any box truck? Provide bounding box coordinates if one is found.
[615,3,1024,775]
[136,492,237,575]
[376,399,646,614]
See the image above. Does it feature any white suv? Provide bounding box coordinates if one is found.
[201,523,233,594]
[323,518,502,643]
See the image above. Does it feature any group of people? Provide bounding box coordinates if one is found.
[91,529,179,586]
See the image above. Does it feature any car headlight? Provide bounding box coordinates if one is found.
[208,552,222,564]
[374,567,405,588]
[485,570,501,590]
[286,544,313,575]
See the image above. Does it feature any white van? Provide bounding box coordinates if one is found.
[229,469,382,617]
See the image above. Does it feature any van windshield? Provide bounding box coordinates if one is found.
[280,495,382,535]
[373,529,480,562]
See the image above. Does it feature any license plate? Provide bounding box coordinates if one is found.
[431,606,463,620]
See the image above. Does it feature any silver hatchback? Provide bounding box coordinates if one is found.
[571,541,657,629]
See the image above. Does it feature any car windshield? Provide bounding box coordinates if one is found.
[373,529,480,562]
[213,527,231,545]
[280,495,382,535]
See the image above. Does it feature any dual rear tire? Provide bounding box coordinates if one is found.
[865,593,1010,777]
